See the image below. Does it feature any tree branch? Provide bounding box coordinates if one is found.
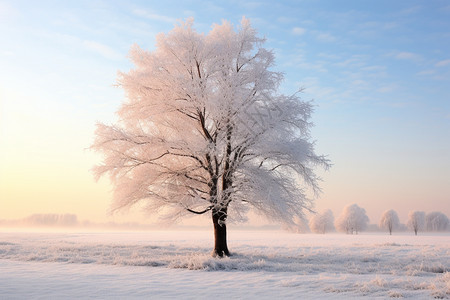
[186,206,213,215]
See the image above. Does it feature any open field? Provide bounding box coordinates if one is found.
[1,230,449,299]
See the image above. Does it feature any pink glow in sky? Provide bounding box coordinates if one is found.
[1,0,449,226]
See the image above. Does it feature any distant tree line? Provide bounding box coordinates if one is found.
[308,204,449,235]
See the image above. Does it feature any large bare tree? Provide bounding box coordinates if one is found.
[92,18,329,257]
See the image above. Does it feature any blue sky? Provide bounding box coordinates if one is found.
[1,0,449,224]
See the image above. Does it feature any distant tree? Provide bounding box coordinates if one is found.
[335,204,369,234]
[379,209,400,235]
[23,214,78,227]
[309,209,335,234]
[283,216,311,233]
[91,18,330,257]
[407,211,425,236]
[425,212,449,232]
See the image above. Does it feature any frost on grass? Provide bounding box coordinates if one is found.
[431,272,450,299]
[0,232,449,298]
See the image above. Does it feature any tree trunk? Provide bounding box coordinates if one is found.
[212,208,230,257]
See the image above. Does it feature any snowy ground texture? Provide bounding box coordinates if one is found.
[0,230,449,299]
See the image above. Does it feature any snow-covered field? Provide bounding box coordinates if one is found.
[1,230,449,299]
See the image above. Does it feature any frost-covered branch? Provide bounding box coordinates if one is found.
[92,17,330,229]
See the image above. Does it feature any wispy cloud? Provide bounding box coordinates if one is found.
[377,84,397,93]
[435,59,450,67]
[352,79,367,86]
[318,52,341,60]
[394,51,421,62]
[238,1,263,10]
[82,40,122,60]
[287,50,329,73]
[132,8,176,23]
[334,54,369,68]
[400,5,421,15]
[396,52,418,60]
[277,16,295,23]
[292,27,306,36]
[383,22,398,30]
[361,65,386,72]
[183,10,196,17]
[316,32,336,42]
[417,69,435,76]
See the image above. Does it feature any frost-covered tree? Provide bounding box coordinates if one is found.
[335,204,369,235]
[379,209,400,235]
[407,211,425,236]
[91,18,329,257]
[425,212,449,232]
[309,209,335,234]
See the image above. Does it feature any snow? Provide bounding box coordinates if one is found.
[1,230,449,299]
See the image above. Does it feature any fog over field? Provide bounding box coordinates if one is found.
[1,231,449,299]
